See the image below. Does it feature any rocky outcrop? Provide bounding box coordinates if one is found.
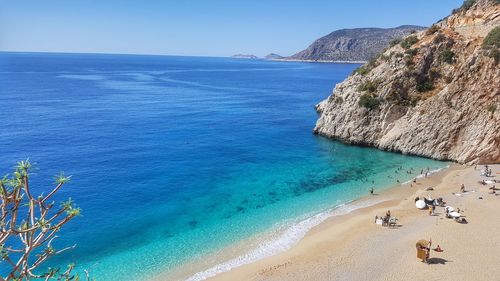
[264,53,284,60]
[288,25,425,62]
[313,0,500,164]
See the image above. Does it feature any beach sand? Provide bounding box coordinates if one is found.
[205,164,500,281]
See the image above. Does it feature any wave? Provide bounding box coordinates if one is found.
[402,165,450,185]
[185,197,387,281]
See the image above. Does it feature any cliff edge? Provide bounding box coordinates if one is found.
[314,0,500,164]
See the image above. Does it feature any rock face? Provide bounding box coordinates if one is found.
[288,25,425,62]
[314,0,500,164]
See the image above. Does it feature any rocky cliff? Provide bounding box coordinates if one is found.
[314,0,500,164]
[288,25,425,62]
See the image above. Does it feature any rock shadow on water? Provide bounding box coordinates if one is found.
[188,219,198,228]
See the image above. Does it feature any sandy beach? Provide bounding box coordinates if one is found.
[202,164,500,281]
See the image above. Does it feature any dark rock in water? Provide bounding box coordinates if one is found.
[236,206,245,212]
[188,220,198,227]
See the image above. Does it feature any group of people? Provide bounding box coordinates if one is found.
[477,165,493,177]
[374,210,394,227]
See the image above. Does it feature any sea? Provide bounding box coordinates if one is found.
[0,52,448,280]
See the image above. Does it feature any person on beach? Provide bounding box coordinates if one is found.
[370,187,374,195]
[434,245,444,252]
[460,184,465,193]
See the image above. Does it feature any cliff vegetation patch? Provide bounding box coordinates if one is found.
[440,49,456,63]
[483,26,500,64]
[400,36,419,49]
[358,94,382,109]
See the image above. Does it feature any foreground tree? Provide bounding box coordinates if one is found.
[0,160,88,280]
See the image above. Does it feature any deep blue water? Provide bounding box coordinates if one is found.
[0,52,447,280]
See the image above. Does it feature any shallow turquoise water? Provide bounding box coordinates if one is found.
[0,52,447,280]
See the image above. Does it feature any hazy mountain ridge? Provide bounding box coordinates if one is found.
[288,25,426,62]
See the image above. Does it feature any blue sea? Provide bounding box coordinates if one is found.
[0,52,447,280]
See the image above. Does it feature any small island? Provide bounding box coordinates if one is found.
[230,54,259,59]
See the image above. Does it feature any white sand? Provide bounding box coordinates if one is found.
[206,164,500,281]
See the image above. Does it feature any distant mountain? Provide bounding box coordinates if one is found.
[231,54,259,59]
[288,25,426,62]
[264,53,284,60]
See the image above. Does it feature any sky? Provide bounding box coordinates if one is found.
[0,0,463,57]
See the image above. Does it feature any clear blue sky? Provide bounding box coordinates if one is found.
[0,0,462,57]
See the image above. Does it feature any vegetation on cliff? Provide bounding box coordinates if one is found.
[314,0,500,164]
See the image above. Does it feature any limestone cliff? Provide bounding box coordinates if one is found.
[314,0,500,164]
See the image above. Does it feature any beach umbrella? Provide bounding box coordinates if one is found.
[415,200,426,209]
[449,211,461,218]
[416,240,430,249]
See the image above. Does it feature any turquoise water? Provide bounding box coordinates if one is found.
[0,52,447,280]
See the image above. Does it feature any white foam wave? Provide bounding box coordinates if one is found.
[185,198,385,281]
[402,165,450,185]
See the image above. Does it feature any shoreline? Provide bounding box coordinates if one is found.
[154,165,452,281]
[270,58,366,64]
[206,163,500,281]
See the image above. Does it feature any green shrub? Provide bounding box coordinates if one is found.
[487,48,500,65]
[411,97,421,107]
[416,81,434,92]
[400,36,419,49]
[462,0,476,10]
[367,56,380,68]
[440,49,456,63]
[358,94,381,110]
[352,66,370,76]
[426,25,440,35]
[429,68,441,81]
[404,56,414,67]
[405,48,418,56]
[482,27,499,65]
[433,33,447,43]
[487,104,497,113]
[390,38,402,47]
[483,26,500,49]
[358,80,380,93]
